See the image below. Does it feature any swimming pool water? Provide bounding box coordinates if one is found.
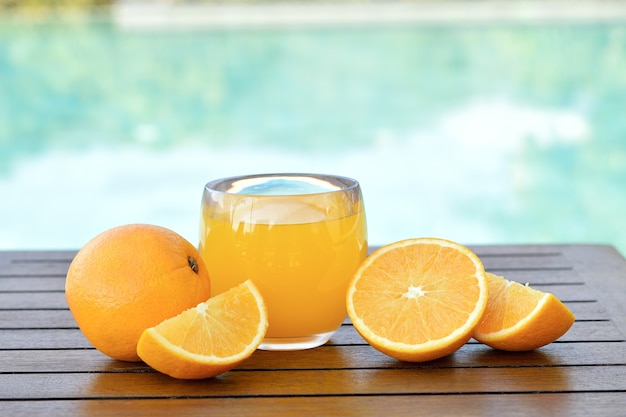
[1,13,625,255]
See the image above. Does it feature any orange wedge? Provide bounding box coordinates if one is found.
[473,273,575,351]
[346,238,488,362]
[137,280,268,379]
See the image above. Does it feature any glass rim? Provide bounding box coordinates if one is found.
[204,173,361,197]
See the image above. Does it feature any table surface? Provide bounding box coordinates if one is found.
[1,244,625,416]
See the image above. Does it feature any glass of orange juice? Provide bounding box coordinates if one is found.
[199,173,367,350]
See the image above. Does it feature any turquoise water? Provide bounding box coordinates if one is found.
[1,14,625,254]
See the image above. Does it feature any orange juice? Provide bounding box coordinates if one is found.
[199,198,367,339]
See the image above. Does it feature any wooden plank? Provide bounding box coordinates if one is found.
[563,245,626,335]
[0,250,76,262]
[483,269,584,285]
[13,391,626,417]
[335,321,625,344]
[0,292,67,309]
[0,268,579,288]
[529,284,597,301]
[0,283,597,309]
[0,301,609,329]
[0,247,564,263]
[2,392,625,417]
[1,341,624,374]
[0,303,624,338]
[480,254,572,271]
[0,245,624,417]
[0,310,78,329]
[0,246,591,290]
[0,260,72,277]
[338,321,624,345]
[2,365,625,400]
[567,301,611,320]
[0,277,66,292]
[0,247,578,278]
[14,298,575,325]
[0,250,73,279]
[0,250,575,271]
[2,318,622,350]
[470,245,569,256]
[0,329,93,349]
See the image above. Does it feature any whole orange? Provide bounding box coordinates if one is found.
[65,224,211,362]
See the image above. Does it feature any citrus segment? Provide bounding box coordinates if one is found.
[65,224,211,362]
[137,280,268,379]
[346,238,488,362]
[473,273,575,351]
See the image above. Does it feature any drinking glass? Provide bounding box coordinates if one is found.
[199,173,367,350]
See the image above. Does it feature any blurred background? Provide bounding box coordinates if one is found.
[1,0,625,255]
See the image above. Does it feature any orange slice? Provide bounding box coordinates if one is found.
[346,238,488,362]
[473,273,575,351]
[137,280,268,379]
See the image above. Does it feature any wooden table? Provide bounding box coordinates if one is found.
[1,244,625,416]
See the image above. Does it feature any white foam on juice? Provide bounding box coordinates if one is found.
[224,176,342,225]
[228,176,341,196]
